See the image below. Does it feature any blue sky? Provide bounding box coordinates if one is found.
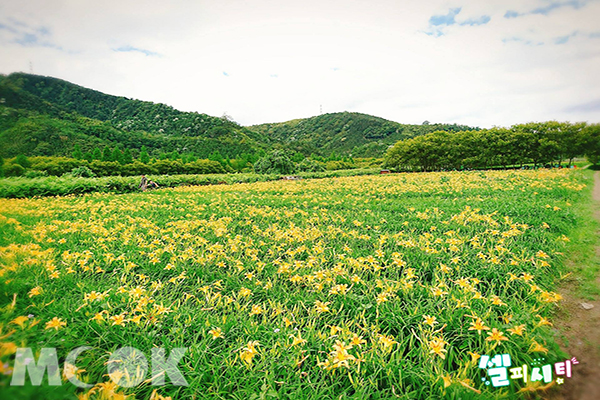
[0,0,599,127]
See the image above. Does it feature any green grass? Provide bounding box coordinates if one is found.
[561,170,600,300]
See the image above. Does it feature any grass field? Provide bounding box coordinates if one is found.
[0,169,592,399]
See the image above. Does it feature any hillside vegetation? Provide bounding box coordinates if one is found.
[0,73,266,159]
[0,73,478,162]
[251,112,476,157]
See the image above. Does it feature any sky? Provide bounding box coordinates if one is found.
[0,0,599,128]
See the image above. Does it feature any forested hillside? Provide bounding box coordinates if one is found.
[0,73,267,159]
[1,73,470,160]
[251,112,477,157]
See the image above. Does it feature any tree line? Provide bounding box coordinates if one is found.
[0,146,373,178]
[384,122,600,171]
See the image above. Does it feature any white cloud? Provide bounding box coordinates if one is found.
[0,0,598,128]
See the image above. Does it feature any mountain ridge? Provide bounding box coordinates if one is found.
[0,72,479,159]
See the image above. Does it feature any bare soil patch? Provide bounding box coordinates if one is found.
[547,171,600,400]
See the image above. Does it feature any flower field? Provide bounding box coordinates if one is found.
[0,169,590,399]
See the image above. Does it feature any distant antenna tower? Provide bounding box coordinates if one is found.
[320,104,322,115]
[29,61,33,74]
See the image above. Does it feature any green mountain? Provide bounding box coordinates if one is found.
[0,73,267,159]
[0,73,479,160]
[251,112,477,157]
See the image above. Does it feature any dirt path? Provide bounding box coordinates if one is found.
[548,171,600,400]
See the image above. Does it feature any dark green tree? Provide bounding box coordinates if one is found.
[83,151,93,162]
[140,146,150,164]
[92,148,102,161]
[123,148,133,164]
[208,150,225,164]
[112,146,124,164]
[102,147,112,162]
[72,145,83,160]
[16,154,31,169]
[583,123,600,165]
[254,150,295,174]
[291,152,305,163]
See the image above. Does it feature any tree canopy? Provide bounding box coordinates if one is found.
[385,122,598,171]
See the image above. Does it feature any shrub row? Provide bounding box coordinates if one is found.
[0,169,381,198]
[1,157,228,177]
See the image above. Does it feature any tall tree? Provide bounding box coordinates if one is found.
[83,151,93,162]
[102,147,112,162]
[112,146,124,164]
[92,148,102,161]
[139,146,150,164]
[583,123,600,165]
[122,148,133,164]
[72,145,83,160]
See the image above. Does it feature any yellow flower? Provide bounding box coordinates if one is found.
[28,286,43,297]
[290,333,307,346]
[153,303,171,315]
[540,291,562,303]
[130,314,143,324]
[528,340,548,354]
[536,250,550,259]
[90,311,107,322]
[423,315,437,327]
[521,272,534,282]
[249,304,263,316]
[472,291,484,300]
[10,316,29,329]
[329,325,342,336]
[377,334,397,350]
[507,324,526,336]
[376,292,390,304]
[315,300,330,313]
[209,327,223,339]
[468,318,490,334]
[240,341,260,366]
[350,334,367,347]
[45,317,66,331]
[431,286,448,297]
[128,286,144,298]
[110,314,127,326]
[149,389,173,400]
[442,374,452,388]
[84,291,106,302]
[491,295,506,306]
[428,337,447,359]
[485,328,508,343]
[468,351,481,364]
[63,362,85,381]
[330,342,355,368]
[329,284,349,295]
[535,315,553,328]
